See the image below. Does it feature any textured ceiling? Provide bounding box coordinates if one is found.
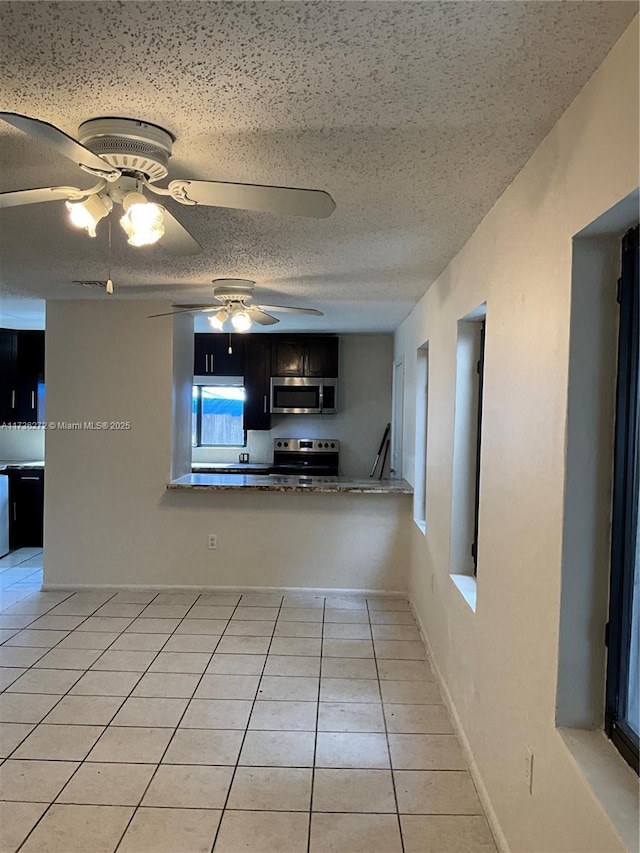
[0,1,636,332]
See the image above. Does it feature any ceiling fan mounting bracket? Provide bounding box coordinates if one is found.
[77,117,174,183]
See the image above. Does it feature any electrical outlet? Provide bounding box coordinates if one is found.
[524,746,534,795]
[207,534,218,551]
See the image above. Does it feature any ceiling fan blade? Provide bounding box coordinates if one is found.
[247,308,280,326]
[169,179,335,219]
[0,113,120,179]
[257,304,324,316]
[0,185,85,208]
[148,305,218,318]
[159,208,202,256]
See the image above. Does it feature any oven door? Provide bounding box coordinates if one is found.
[270,377,321,414]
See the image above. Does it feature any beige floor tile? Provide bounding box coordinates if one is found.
[163,728,244,765]
[324,609,369,624]
[323,596,368,610]
[48,599,108,617]
[233,606,280,621]
[111,696,188,727]
[126,618,181,633]
[214,810,309,853]
[0,801,48,852]
[239,730,315,767]
[33,648,103,670]
[318,702,385,733]
[322,623,371,640]
[142,764,233,808]
[240,594,283,607]
[91,650,157,672]
[140,604,192,619]
[269,637,322,656]
[148,652,211,674]
[198,592,241,605]
[57,762,156,805]
[367,598,410,611]
[132,672,200,698]
[19,803,133,852]
[258,675,319,701]
[315,732,390,769]
[110,592,158,604]
[180,699,253,730]
[389,734,468,770]
[117,806,222,853]
[188,605,235,620]
[278,608,322,622]
[385,704,453,734]
[273,621,322,638]
[380,680,442,704]
[313,768,396,812]
[320,658,378,679]
[0,648,46,668]
[0,722,34,758]
[56,631,119,650]
[109,633,170,651]
[281,594,324,608]
[323,639,374,658]
[42,695,124,726]
[69,670,142,696]
[376,660,434,681]
[371,624,421,641]
[175,619,227,635]
[0,759,79,802]
[320,677,381,703]
[76,616,134,632]
[207,654,266,675]
[152,593,199,606]
[0,693,62,724]
[87,726,173,763]
[0,615,34,629]
[225,620,276,636]
[369,611,416,625]
[263,656,321,677]
[93,603,147,618]
[374,640,426,660]
[395,770,482,814]
[7,669,82,695]
[249,700,317,731]
[28,615,86,631]
[195,674,260,700]
[3,629,69,647]
[12,724,104,761]
[310,813,402,853]
[0,668,26,691]
[163,634,221,653]
[216,636,271,655]
[401,815,497,852]
[227,766,312,811]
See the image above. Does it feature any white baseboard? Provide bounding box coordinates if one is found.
[42,582,408,597]
[410,601,510,853]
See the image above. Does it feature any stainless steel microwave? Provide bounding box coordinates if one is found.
[270,377,338,414]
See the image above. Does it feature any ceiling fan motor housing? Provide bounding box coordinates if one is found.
[77,117,174,182]
[213,280,256,304]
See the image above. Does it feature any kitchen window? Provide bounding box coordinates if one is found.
[192,384,246,447]
[605,224,639,774]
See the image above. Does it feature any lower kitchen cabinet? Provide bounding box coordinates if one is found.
[9,469,44,549]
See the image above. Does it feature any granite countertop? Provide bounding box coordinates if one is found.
[168,473,413,494]
[0,461,45,472]
[192,463,272,474]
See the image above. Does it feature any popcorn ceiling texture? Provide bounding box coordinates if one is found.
[0,1,636,331]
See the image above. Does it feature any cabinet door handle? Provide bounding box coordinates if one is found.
[21,476,40,481]
[205,354,208,372]
[11,390,15,409]
[31,391,35,410]
[263,395,268,414]
[12,502,16,522]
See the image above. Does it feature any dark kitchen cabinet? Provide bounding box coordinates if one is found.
[194,333,244,377]
[270,336,338,378]
[243,336,272,431]
[9,469,44,549]
[0,330,44,425]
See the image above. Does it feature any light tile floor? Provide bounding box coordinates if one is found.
[0,548,497,852]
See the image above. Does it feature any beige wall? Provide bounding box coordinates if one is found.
[394,20,638,853]
[43,300,409,591]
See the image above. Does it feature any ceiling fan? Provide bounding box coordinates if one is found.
[148,279,323,332]
[0,113,336,256]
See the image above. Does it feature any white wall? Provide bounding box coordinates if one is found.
[192,335,393,478]
[43,301,409,591]
[394,19,638,853]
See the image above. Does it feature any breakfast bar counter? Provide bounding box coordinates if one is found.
[168,473,413,494]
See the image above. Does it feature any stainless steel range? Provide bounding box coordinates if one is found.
[272,438,339,476]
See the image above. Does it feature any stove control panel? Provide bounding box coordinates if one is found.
[274,438,339,453]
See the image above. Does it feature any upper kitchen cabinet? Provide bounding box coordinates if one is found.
[271,336,338,377]
[194,333,244,377]
[243,336,272,431]
[0,330,44,424]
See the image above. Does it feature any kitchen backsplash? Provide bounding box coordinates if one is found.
[0,427,45,461]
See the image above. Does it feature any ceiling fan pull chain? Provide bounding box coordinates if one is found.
[228,332,233,355]
[106,219,114,295]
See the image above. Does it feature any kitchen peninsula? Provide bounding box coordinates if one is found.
[168,472,413,493]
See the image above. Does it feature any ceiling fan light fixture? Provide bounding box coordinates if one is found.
[66,194,112,237]
[120,192,165,247]
[231,309,252,332]
[208,309,228,331]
